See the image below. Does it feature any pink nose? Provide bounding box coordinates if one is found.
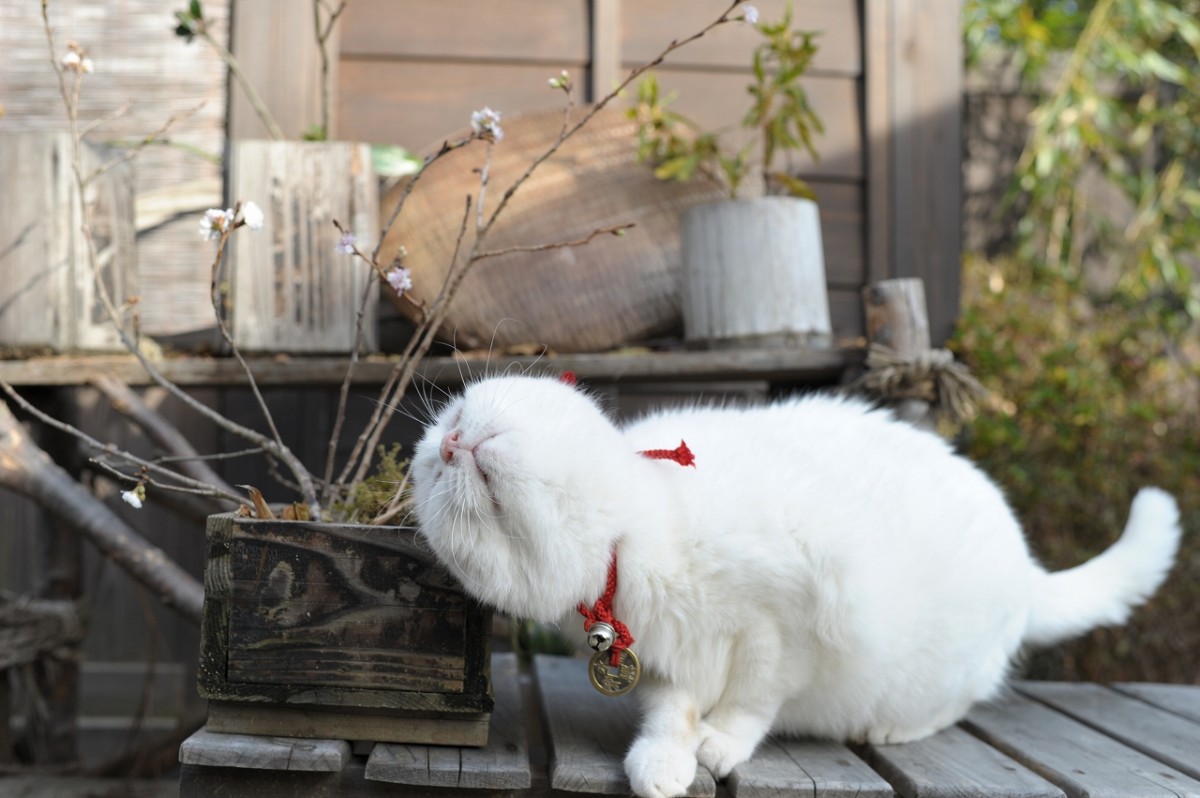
[440,430,462,463]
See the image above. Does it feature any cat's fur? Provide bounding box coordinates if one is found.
[410,375,1181,798]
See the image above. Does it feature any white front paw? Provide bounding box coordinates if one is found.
[625,736,697,798]
[696,722,757,778]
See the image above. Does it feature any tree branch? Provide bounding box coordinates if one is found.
[0,400,203,624]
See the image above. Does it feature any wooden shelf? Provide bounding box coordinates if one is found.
[0,347,860,388]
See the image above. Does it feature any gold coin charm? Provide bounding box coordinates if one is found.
[588,648,641,696]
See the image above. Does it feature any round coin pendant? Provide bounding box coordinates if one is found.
[588,648,641,696]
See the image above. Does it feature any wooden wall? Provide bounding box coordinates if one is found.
[329,0,963,344]
[0,0,228,341]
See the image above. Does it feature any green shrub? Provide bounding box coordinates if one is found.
[953,254,1200,681]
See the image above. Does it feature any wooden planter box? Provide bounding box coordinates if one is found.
[198,513,493,745]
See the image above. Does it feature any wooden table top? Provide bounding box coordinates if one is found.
[179,653,1200,798]
[0,347,858,387]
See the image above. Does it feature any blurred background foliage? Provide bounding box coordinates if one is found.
[956,0,1199,681]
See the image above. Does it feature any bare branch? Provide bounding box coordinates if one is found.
[312,0,348,138]
[197,25,284,140]
[2,382,244,506]
[474,222,636,262]
[88,374,238,497]
[370,137,471,267]
[79,100,133,138]
[0,398,203,623]
[85,101,207,187]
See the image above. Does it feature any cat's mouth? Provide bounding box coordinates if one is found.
[439,429,502,509]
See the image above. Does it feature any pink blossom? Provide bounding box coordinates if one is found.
[386,266,413,296]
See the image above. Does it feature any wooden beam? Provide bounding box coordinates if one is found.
[885,0,963,345]
[228,0,335,140]
[864,0,894,289]
[590,0,622,101]
[0,348,857,389]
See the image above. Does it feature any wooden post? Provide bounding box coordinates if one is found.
[589,0,621,102]
[225,140,379,354]
[228,0,334,140]
[862,277,934,427]
[0,132,138,353]
[863,0,963,345]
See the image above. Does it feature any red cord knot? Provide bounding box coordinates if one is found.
[577,549,635,666]
[639,440,696,468]
[559,370,578,387]
[576,440,694,666]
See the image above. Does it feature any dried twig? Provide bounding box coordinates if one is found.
[312,0,347,138]
[0,399,204,622]
[88,374,239,498]
[2,382,244,505]
[85,101,207,186]
[474,222,636,261]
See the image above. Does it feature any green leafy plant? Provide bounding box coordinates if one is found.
[957,1,1200,683]
[952,254,1200,683]
[628,4,823,199]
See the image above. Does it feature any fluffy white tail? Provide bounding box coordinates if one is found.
[1023,487,1181,648]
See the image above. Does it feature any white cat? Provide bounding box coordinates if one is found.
[410,375,1181,798]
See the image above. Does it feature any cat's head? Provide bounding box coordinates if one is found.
[410,375,631,621]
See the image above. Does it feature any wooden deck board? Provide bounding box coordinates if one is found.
[178,728,350,772]
[963,692,1200,798]
[1018,681,1200,782]
[863,724,1065,798]
[175,657,1200,798]
[534,654,715,797]
[1114,682,1200,725]
[365,653,532,789]
[729,737,892,798]
[0,348,857,388]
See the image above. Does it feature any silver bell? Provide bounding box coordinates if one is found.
[587,621,616,652]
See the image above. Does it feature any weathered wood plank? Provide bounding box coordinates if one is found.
[621,0,862,76]
[862,724,1065,798]
[204,702,490,748]
[1114,683,1200,725]
[729,736,891,798]
[228,0,329,140]
[365,743,431,786]
[365,653,532,789]
[0,348,859,388]
[1,1,229,341]
[590,0,622,101]
[178,728,351,771]
[225,140,379,354]
[198,514,493,719]
[963,693,1200,798]
[338,60,587,150]
[1018,681,1200,781]
[0,132,137,353]
[534,654,716,797]
[885,0,963,344]
[864,0,894,287]
[458,653,533,788]
[340,0,589,62]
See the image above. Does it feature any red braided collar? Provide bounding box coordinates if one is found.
[576,440,695,665]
